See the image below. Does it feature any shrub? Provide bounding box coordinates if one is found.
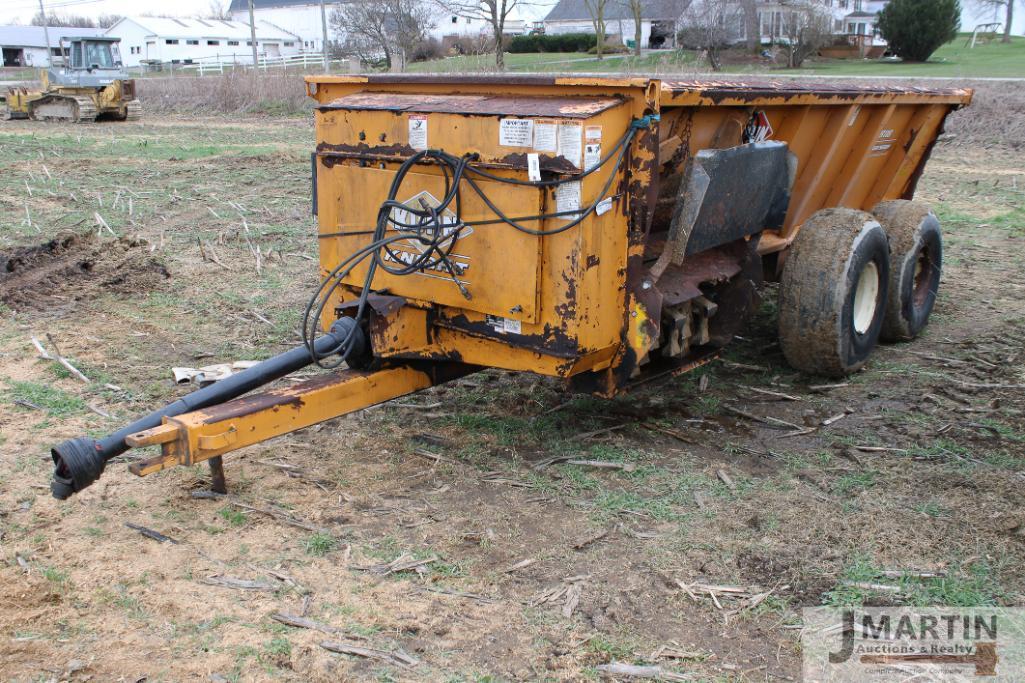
[410,37,444,62]
[445,34,491,55]
[878,0,960,62]
[507,32,597,53]
[586,42,629,55]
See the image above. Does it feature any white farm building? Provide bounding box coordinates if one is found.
[103,16,301,67]
[227,0,543,53]
[0,25,106,68]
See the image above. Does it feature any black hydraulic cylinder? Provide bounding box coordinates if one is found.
[50,318,366,500]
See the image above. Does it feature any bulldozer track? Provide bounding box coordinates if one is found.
[28,95,97,123]
[124,99,142,121]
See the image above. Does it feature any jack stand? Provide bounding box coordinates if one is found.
[208,456,227,494]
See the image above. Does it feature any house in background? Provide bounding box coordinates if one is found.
[543,0,686,49]
[228,0,342,53]
[229,0,541,52]
[104,16,300,67]
[0,25,105,68]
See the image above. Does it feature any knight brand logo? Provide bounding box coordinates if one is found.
[803,607,1025,681]
[385,190,472,278]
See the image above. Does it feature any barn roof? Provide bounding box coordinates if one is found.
[227,0,347,10]
[105,16,295,41]
[0,25,105,49]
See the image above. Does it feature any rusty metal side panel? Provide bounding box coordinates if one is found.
[320,92,625,118]
[312,87,647,380]
[660,79,972,107]
[318,164,544,322]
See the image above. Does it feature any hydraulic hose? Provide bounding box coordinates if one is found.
[49,317,367,500]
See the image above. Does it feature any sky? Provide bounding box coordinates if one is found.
[0,0,216,25]
[0,0,561,26]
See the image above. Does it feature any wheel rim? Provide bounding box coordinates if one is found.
[912,243,935,308]
[852,261,879,335]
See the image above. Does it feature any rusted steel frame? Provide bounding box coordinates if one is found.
[124,364,469,477]
[316,148,582,176]
[659,80,972,107]
[305,75,660,108]
[831,103,898,208]
[307,74,656,89]
[317,92,624,118]
[305,74,971,107]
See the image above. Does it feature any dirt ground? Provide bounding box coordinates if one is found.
[1,84,1024,682]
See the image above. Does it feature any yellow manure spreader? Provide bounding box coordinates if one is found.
[47,74,969,499]
[2,36,140,123]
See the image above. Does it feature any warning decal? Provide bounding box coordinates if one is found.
[744,111,773,143]
[408,114,428,150]
[533,120,558,152]
[499,118,534,147]
[386,190,471,279]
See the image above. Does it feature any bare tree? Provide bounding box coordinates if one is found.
[434,0,527,70]
[391,0,437,67]
[31,12,97,27]
[973,0,1018,43]
[678,0,744,70]
[206,1,232,20]
[778,0,832,68]
[331,0,435,71]
[96,15,123,29]
[742,0,758,52]
[584,0,612,59]
[332,2,394,68]
[624,0,643,55]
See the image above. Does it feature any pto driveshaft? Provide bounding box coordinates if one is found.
[49,318,366,500]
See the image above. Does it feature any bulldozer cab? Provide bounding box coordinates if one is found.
[47,37,128,88]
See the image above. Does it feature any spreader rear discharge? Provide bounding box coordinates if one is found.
[49,75,971,499]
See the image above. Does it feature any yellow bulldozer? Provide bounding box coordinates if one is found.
[1,36,141,123]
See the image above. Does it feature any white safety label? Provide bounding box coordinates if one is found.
[486,315,522,334]
[533,120,558,152]
[558,122,582,167]
[556,180,581,217]
[585,125,602,143]
[499,118,534,147]
[584,143,601,171]
[527,153,541,181]
[408,114,428,150]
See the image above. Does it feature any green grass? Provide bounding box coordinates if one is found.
[5,380,86,417]
[217,506,248,527]
[408,34,1025,78]
[797,34,1025,78]
[407,51,594,73]
[303,532,337,557]
[824,556,1008,607]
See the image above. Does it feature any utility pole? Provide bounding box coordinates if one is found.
[320,0,329,71]
[248,0,259,69]
[38,0,51,66]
